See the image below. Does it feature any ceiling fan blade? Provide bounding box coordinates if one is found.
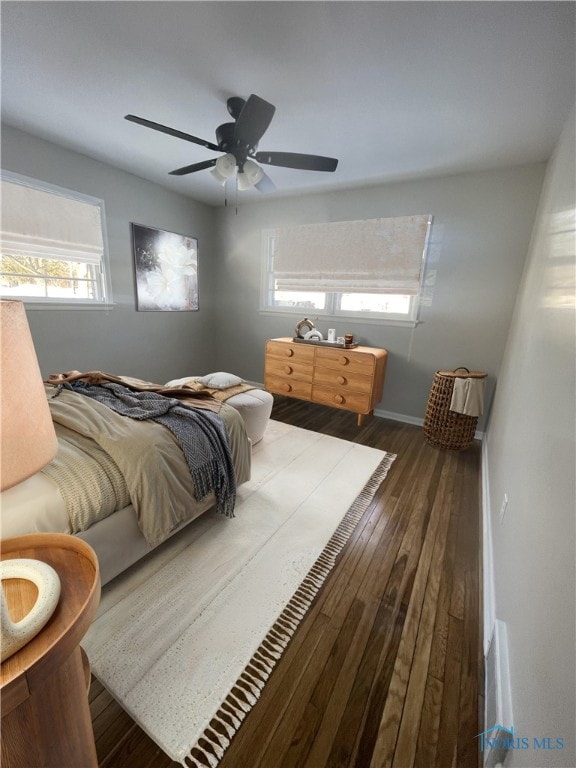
[233,95,276,148]
[169,158,217,176]
[125,114,219,151]
[255,151,338,172]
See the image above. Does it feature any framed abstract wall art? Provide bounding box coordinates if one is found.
[131,223,198,311]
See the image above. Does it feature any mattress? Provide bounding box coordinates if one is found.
[1,471,70,538]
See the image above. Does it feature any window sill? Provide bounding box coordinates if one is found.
[17,301,115,311]
[258,308,418,328]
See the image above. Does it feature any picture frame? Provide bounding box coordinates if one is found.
[131,223,198,311]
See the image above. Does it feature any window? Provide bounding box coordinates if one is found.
[0,172,111,307]
[261,215,432,323]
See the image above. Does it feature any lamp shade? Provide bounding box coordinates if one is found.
[210,153,237,185]
[0,300,57,490]
[237,159,264,191]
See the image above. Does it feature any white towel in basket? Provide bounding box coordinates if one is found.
[450,377,485,417]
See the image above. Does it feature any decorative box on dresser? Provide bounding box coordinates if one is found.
[265,337,388,426]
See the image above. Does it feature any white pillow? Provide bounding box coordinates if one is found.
[198,371,242,389]
[165,376,199,388]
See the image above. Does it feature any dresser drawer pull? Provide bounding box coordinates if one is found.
[334,394,345,404]
[339,355,350,366]
[285,348,294,357]
[337,376,347,385]
[282,383,292,392]
[284,365,293,375]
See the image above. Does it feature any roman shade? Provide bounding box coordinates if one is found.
[273,214,432,294]
[1,179,104,263]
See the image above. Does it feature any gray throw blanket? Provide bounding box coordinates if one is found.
[66,381,236,518]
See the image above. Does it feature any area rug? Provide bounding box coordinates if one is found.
[83,420,396,766]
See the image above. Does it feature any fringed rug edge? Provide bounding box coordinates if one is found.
[183,450,397,768]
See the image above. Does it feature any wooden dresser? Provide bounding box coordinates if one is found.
[265,337,388,426]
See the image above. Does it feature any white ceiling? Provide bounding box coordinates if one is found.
[1,1,574,206]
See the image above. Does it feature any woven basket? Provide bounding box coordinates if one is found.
[423,368,487,450]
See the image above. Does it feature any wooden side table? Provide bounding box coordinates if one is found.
[1,533,101,768]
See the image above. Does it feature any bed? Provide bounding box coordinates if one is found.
[1,373,252,585]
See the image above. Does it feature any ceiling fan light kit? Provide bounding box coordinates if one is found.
[237,159,264,191]
[125,93,338,196]
[210,153,236,184]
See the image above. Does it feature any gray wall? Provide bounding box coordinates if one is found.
[214,164,545,428]
[485,109,575,765]
[1,124,219,383]
[2,124,546,430]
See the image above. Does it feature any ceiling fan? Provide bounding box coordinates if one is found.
[125,94,338,193]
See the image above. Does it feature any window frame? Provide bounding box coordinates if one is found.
[260,225,428,326]
[0,170,113,309]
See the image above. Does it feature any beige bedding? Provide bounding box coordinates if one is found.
[42,422,131,532]
[39,386,250,547]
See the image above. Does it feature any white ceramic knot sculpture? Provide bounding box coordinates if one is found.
[1,558,61,662]
[304,329,324,341]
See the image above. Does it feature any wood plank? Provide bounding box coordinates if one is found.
[368,453,447,767]
[414,674,444,768]
[330,536,418,767]
[392,455,458,767]
[458,569,481,768]
[92,691,137,759]
[435,614,464,767]
[427,482,461,682]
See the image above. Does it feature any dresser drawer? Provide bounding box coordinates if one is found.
[265,374,312,400]
[312,385,372,413]
[313,367,373,394]
[266,340,315,364]
[266,358,314,383]
[315,347,376,375]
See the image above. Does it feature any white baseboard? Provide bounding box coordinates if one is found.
[484,619,514,767]
[375,407,485,441]
[482,434,496,654]
[481,435,514,768]
[374,408,424,426]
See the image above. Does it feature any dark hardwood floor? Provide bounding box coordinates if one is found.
[90,396,483,768]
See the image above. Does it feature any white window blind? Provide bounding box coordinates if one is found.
[273,214,431,295]
[1,179,104,263]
